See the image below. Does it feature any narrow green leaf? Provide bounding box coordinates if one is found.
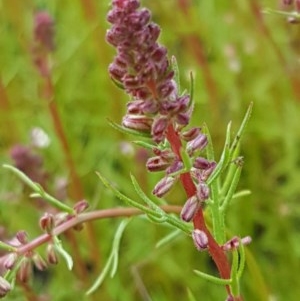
[230,102,253,155]
[86,255,113,295]
[207,121,231,185]
[202,123,215,162]
[130,174,165,215]
[237,241,246,280]
[232,190,251,199]
[133,140,155,150]
[3,164,74,213]
[0,241,17,252]
[171,56,181,94]
[53,237,73,270]
[86,219,130,295]
[110,76,125,89]
[187,71,195,105]
[220,159,243,213]
[180,147,193,171]
[110,219,131,277]
[187,288,197,301]
[155,229,181,248]
[96,172,156,216]
[194,270,232,285]
[107,119,152,138]
[230,248,240,296]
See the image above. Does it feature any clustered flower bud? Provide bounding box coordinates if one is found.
[107,0,192,143]
[107,0,214,206]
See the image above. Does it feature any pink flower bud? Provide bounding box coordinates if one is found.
[186,134,208,156]
[180,195,200,222]
[166,160,184,174]
[222,236,252,251]
[3,253,17,270]
[16,231,28,245]
[0,277,11,297]
[17,258,32,283]
[146,156,171,172]
[39,213,55,234]
[151,116,169,143]
[196,183,210,201]
[181,127,201,141]
[73,200,89,214]
[32,253,48,271]
[193,157,212,170]
[192,229,208,251]
[122,115,153,131]
[34,11,55,51]
[152,176,177,197]
[47,244,58,265]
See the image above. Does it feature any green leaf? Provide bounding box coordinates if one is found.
[155,229,181,248]
[107,119,152,138]
[3,164,74,214]
[194,270,232,285]
[0,241,17,252]
[171,56,181,94]
[133,140,155,150]
[53,237,73,270]
[96,172,156,216]
[207,121,231,185]
[86,219,130,295]
[229,102,253,156]
[220,159,243,213]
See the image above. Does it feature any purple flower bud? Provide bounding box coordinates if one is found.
[222,236,252,251]
[196,183,210,201]
[39,213,55,234]
[0,277,11,298]
[157,81,176,99]
[34,11,55,51]
[166,160,184,174]
[151,46,167,63]
[123,74,141,89]
[73,200,89,214]
[282,0,293,5]
[181,127,201,141]
[17,258,32,283]
[151,116,169,143]
[108,62,126,82]
[192,229,208,251]
[3,253,17,270]
[152,148,176,161]
[16,231,28,245]
[152,176,177,197]
[186,134,208,156]
[47,244,58,265]
[180,195,200,222]
[32,253,47,271]
[146,156,171,172]
[122,114,153,131]
[193,157,212,170]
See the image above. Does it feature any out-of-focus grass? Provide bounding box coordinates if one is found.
[0,0,300,300]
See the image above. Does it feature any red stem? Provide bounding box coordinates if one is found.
[166,124,231,294]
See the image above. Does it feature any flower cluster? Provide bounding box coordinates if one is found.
[106,0,216,222]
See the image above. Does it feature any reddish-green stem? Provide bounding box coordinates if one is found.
[166,124,232,295]
[16,205,182,255]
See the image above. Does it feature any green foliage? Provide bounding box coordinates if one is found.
[0,0,300,300]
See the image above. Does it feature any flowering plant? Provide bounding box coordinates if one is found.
[0,0,254,300]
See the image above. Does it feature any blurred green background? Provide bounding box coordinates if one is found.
[1,0,300,300]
